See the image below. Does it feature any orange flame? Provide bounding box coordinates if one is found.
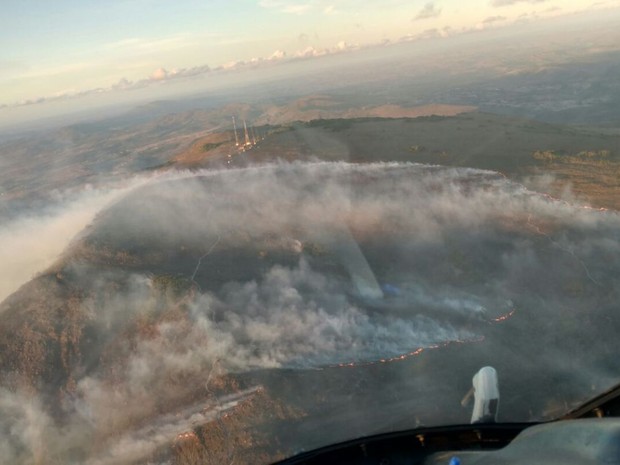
[490,308,516,323]
[329,336,485,369]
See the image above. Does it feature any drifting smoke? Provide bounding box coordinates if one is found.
[67,163,530,367]
[0,180,154,304]
[1,161,619,464]
[187,259,471,369]
[0,390,52,464]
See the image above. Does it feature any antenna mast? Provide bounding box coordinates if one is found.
[232,116,240,147]
[243,119,251,147]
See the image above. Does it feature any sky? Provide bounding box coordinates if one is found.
[0,0,618,109]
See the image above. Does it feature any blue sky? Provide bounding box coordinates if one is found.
[0,0,616,107]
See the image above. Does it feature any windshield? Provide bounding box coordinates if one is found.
[1,2,620,464]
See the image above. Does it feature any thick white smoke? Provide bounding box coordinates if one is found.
[57,161,618,374]
[0,390,52,465]
[0,179,155,304]
[1,161,619,465]
[188,258,471,369]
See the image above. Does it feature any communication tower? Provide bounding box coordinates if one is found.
[243,119,251,147]
[232,116,240,147]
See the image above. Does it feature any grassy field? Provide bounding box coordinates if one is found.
[238,112,620,210]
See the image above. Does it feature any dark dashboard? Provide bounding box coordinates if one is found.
[276,382,620,465]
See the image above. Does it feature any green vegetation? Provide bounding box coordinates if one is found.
[142,160,176,171]
[202,142,223,152]
[294,113,620,209]
[406,115,448,123]
[532,149,613,163]
[302,241,327,256]
[305,119,354,132]
[152,274,192,295]
[305,117,405,132]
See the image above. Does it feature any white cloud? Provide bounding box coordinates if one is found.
[259,0,312,14]
[491,0,547,6]
[483,15,507,23]
[414,2,442,20]
[398,26,450,43]
[336,40,348,50]
[269,49,287,60]
[149,67,168,81]
[283,3,312,14]
[111,77,132,90]
[258,0,338,15]
[295,46,325,58]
